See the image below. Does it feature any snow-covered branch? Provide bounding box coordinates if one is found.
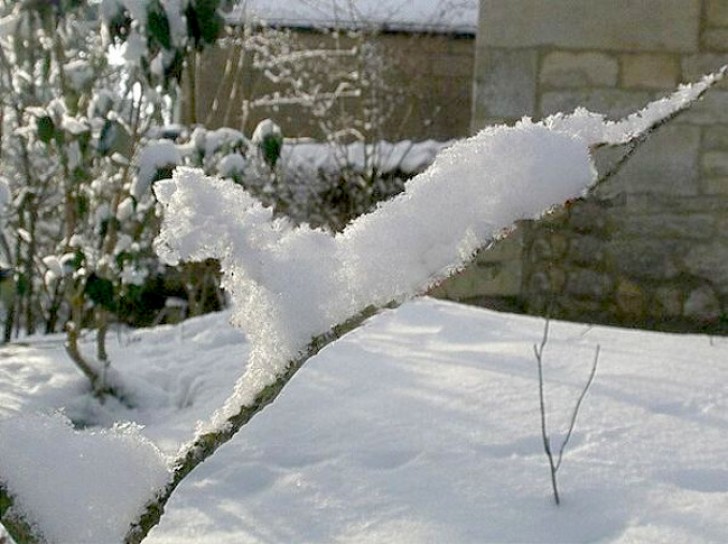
[123,68,726,541]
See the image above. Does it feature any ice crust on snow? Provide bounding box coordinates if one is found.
[154,70,725,431]
[0,413,170,543]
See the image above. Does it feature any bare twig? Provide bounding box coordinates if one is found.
[555,344,600,472]
[534,317,600,505]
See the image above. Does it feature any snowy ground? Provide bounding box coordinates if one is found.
[2,297,728,543]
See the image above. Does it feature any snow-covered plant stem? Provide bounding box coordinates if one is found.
[124,305,383,543]
[123,68,726,542]
[0,483,38,544]
[533,318,600,505]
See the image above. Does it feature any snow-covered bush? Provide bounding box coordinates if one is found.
[0,0,235,398]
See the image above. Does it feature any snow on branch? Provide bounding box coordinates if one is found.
[154,122,595,426]
[154,68,726,432]
[121,68,726,542]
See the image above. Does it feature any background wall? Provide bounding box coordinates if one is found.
[185,29,475,141]
[435,0,728,331]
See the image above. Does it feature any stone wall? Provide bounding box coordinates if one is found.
[436,0,728,331]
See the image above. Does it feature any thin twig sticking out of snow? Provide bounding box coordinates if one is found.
[534,318,600,506]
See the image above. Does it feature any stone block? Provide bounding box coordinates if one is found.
[555,297,612,321]
[715,215,728,233]
[446,38,476,56]
[707,0,728,27]
[567,235,606,265]
[527,267,567,295]
[470,260,523,296]
[569,200,609,233]
[480,0,700,52]
[540,89,652,119]
[618,213,715,240]
[702,151,728,177]
[685,241,728,291]
[701,177,728,195]
[681,54,728,84]
[615,279,646,318]
[653,286,683,318]
[703,126,728,151]
[683,91,728,125]
[431,266,477,300]
[564,268,613,299]
[701,29,728,52]
[611,124,701,196]
[540,52,618,88]
[683,285,722,321]
[432,53,474,78]
[627,193,728,214]
[473,47,538,121]
[610,240,681,280]
[436,257,524,299]
[528,232,568,262]
[550,232,569,259]
[621,54,680,89]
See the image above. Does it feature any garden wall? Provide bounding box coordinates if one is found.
[185,29,475,141]
[434,0,728,331]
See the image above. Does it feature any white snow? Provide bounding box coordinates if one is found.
[545,68,726,146]
[251,119,282,145]
[229,0,479,34]
[282,139,449,176]
[133,140,182,200]
[217,153,247,178]
[0,414,170,544]
[2,299,728,542]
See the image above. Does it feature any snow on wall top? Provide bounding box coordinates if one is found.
[228,0,479,34]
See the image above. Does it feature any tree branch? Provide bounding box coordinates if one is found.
[0,483,43,544]
[123,305,387,543]
[534,317,600,506]
[592,66,726,190]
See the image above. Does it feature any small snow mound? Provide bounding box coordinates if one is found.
[0,413,171,543]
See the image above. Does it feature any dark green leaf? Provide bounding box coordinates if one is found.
[261,133,283,168]
[147,1,172,50]
[98,120,132,158]
[85,273,116,312]
[164,49,185,84]
[37,115,55,144]
[186,0,223,48]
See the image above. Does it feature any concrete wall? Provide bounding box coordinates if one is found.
[185,29,475,141]
[436,0,728,331]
